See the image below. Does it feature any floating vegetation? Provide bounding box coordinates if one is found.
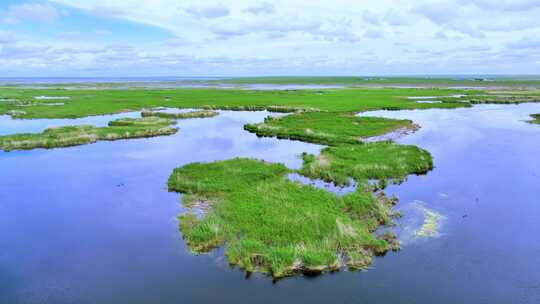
[141,109,219,119]
[168,158,402,278]
[392,201,446,245]
[528,114,540,124]
[0,117,178,151]
[245,112,415,146]
[415,203,445,238]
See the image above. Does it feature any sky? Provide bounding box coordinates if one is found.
[0,0,540,77]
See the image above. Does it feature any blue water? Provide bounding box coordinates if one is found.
[1,104,540,303]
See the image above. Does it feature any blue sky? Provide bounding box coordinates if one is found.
[1,0,540,77]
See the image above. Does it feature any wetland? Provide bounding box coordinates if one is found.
[1,80,540,303]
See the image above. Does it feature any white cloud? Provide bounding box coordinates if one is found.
[1,0,538,75]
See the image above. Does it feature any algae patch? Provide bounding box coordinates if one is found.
[416,206,444,238]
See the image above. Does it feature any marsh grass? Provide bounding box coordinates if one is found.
[300,142,433,186]
[168,158,400,278]
[0,87,470,119]
[0,117,177,151]
[141,109,219,119]
[469,95,540,105]
[244,112,415,145]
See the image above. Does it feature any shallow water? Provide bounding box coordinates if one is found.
[1,104,540,303]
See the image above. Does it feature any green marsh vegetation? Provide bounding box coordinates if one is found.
[0,117,177,151]
[141,109,219,119]
[245,112,416,145]
[529,114,540,124]
[168,157,417,278]
[300,143,433,186]
[0,87,473,119]
[169,103,434,277]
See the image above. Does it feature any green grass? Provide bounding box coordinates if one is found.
[168,158,402,278]
[0,87,472,119]
[0,117,178,151]
[245,112,415,145]
[141,109,219,119]
[300,142,433,186]
[529,114,540,124]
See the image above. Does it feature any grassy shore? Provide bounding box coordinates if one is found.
[245,112,416,145]
[0,117,177,151]
[168,157,424,277]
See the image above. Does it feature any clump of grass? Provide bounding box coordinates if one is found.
[0,117,178,151]
[168,158,415,278]
[6,110,26,118]
[300,142,433,186]
[244,112,415,146]
[0,125,100,151]
[107,116,175,127]
[469,95,540,105]
[141,109,219,119]
[528,114,540,124]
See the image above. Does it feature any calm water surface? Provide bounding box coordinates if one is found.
[1,104,540,303]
